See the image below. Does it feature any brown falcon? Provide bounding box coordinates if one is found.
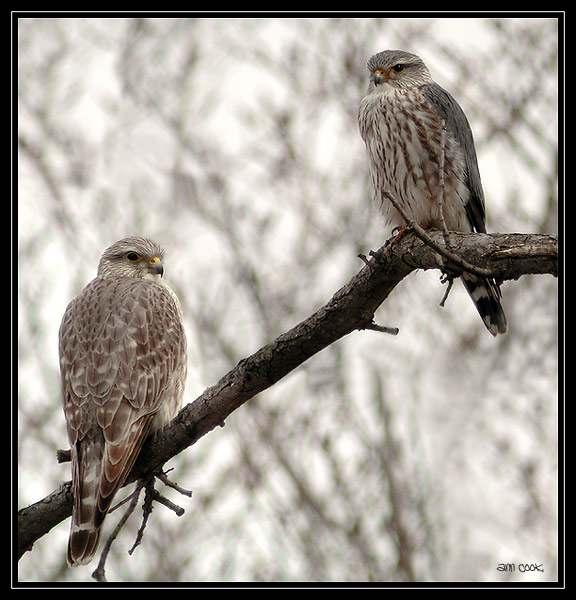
[59,237,187,566]
[359,50,507,336]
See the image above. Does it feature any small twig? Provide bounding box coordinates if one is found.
[361,321,399,336]
[128,479,156,556]
[151,489,186,516]
[92,480,144,582]
[157,471,193,498]
[382,191,493,279]
[56,449,71,464]
[438,119,452,250]
[439,274,455,307]
[108,488,141,514]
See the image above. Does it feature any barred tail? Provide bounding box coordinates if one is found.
[461,273,507,336]
[67,440,103,567]
[66,419,154,566]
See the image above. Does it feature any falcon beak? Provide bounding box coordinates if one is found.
[371,68,389,86]
[147,256,164,277]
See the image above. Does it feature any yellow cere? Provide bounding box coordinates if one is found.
[148,256,161,265]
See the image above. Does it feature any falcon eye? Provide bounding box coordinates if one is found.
[392,64,405,73]
[126,252,140,261]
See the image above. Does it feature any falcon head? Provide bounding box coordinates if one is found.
[97,236,165,280]
[366,50,432,92]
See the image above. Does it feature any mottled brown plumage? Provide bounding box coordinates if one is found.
[59,237,187,566]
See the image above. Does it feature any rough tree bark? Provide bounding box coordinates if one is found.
[17,230,558,560]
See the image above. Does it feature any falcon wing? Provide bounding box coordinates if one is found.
[422,82,487,233]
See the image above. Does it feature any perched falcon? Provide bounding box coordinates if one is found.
[358,50,507,336]
[59,237,187,566]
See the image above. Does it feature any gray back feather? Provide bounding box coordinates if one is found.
[422,82,486,233]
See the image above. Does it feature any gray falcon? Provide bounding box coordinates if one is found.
[358,50,507,336]
[59,236,187,566]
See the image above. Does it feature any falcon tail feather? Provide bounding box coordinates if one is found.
[461,273,507,336]
[67,527,101,567]
[67,439,103,567]
[66,418,154,566]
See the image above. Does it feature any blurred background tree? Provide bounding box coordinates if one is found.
[17,16,559,583]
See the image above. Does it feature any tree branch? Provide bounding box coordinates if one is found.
[17,230,558,560]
